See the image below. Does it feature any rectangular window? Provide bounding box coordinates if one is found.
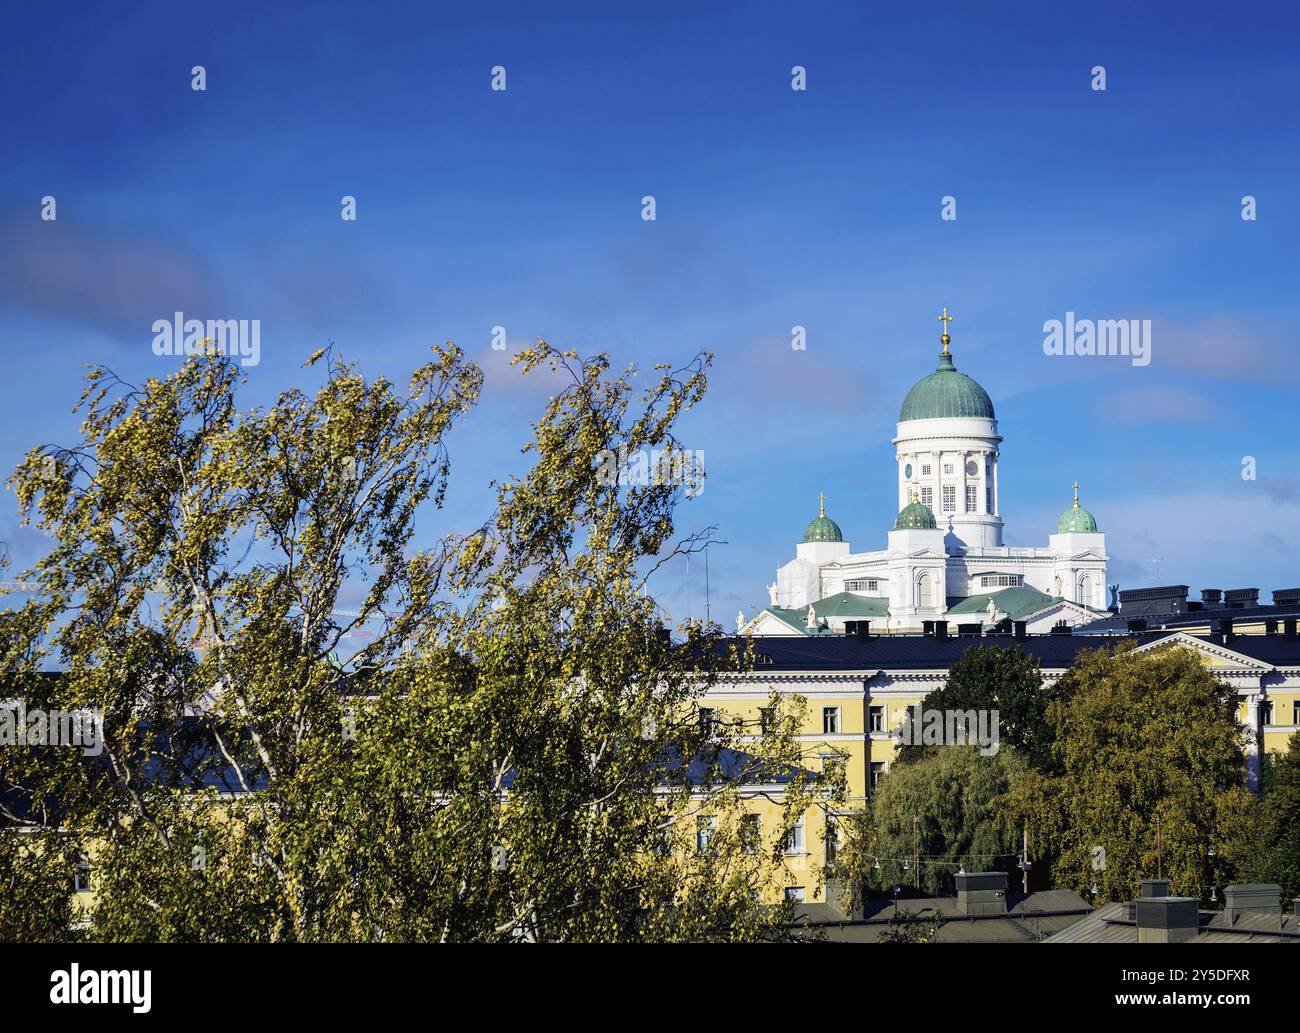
[696,817,716,855]
[966,484,978,512]
[74,857,91,894]
[980,575,1022,588]
[698,707,716,736]
[920,487,933,509]
[759,707,775,734]
[1262,700,1274,726]
[943,463,953,475]
[825,819,839,864]
[821,753,845,783]
[845,579,879,593]
[823,706,840,735]
[741,814,761,855]
[1293,700,1300,726]
[986,486,993,512]
[870,761,886,789]
[785,886,806,903]
[869,705,884,732]
[943,485,956,512]
[921,464,931,476]
[784,820,804,855]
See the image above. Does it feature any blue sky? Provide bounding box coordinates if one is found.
[1,0,1298,624]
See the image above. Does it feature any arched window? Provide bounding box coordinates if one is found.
[917,572,933,609]
[1078,575,1093,607]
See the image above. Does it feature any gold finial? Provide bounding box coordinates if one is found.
[1073,481,1080,508]
[818,491,826,518]
[911,485,920,504]
[937,306,953,354]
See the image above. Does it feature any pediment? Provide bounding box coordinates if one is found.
[1132,631,1273,672]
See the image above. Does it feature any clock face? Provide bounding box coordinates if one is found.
[966,461,978,477]
[904,463,913,479]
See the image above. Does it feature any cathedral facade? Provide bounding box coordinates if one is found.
[744,314,1109,636]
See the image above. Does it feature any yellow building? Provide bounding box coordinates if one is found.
[700,622,1300,903]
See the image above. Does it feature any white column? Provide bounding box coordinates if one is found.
[991,453,1000,516]
[1245,693,1263,791]
[959,451,969,514]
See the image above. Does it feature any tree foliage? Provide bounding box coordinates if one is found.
[0,344,830,942]
[840,747,1025,898]
[995,644,1246,903]
[894,644,1058,770]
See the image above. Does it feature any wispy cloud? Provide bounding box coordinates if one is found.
[0,210,221,343]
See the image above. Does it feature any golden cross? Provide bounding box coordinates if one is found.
[818,491,826,518]
[937,306,953,353]
[1073,481,1080,506]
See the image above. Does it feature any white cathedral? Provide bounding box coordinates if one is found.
[742,311,1110,637]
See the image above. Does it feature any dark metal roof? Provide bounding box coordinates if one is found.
[724,634,1134,671]
[1046,900,1300,943]
[724,629,1300,672]
[1078,602,1300,635]
[790,889,1093,943]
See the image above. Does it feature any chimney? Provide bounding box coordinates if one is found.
[1119,585,1189,616]
[843,620,857,637]
[1265,619,1278,635]
[1223,884,1282,925]
[1214,616,1235,643]
[1285,618,1298,641]
[1049,624,1073,636]
[1127,618,1148,633]
[1136,897,1199,944]
[1140,879,1171,898]
[1272,588,1300,607]
[955,871,1008,916]
[957,622,981,637]
[933,620,948,640]
[1201,588,1223,608]
[922,620,935,637]
[855,620,871,642]
[1224,588,1260,610]
[1012,620,1028,640]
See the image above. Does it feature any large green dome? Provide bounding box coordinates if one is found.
[899,351,995,422]
[893,499,937,530]
[1056,484,1098,533]
[803,493,843,542]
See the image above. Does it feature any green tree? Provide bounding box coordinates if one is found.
[841,747,1025,898]
[0,344,830,942]
[1230,731,1300,899]
[996,643,1245,903]
[893,644,1059,770]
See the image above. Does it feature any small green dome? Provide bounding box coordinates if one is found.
[893,499,937,530]
[899,351,995,422]
[1056,484,1098,533]
[803,493,843,542]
